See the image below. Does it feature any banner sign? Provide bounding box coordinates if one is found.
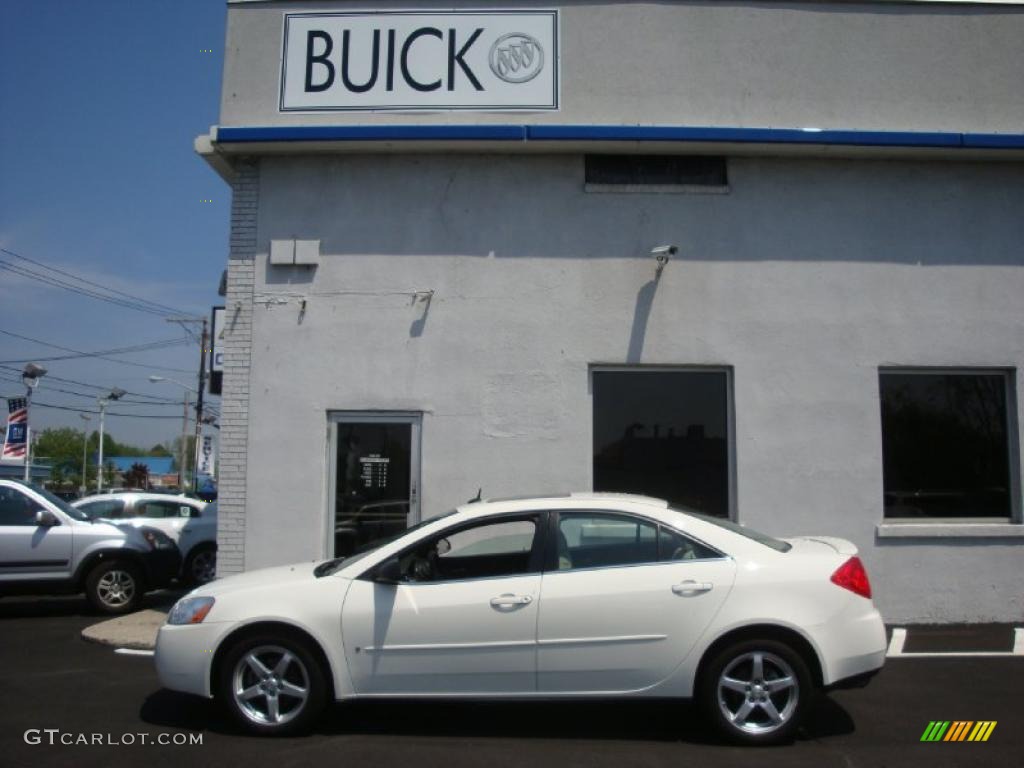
[197,434,216,476]
[2,397,27,463]
[209,306,224,396]
[280,10,559,112]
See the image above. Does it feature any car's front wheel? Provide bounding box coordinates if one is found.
[700,638,813,745]
[217,632,328,736]
[85,560,143,615]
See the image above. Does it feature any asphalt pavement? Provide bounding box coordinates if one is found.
[1,596,1021,768]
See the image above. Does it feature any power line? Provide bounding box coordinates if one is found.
[0,247,187,317]
[0,372,184,405]
[0,364,183,404]
[0,328,195,374]
[31,401,189,419]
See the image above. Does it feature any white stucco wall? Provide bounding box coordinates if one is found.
[231,152,1024,623]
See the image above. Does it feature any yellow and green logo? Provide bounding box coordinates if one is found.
[920,721,997,742]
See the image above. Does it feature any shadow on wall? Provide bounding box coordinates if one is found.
[627,277,660,363]
[255,154,1024,267]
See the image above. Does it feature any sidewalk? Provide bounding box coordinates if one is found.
[80,590,179,650]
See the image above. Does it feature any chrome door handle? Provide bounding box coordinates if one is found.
[490,594,533,607]
[672,580,713,596]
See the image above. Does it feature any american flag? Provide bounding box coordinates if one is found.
[2,397,28,461]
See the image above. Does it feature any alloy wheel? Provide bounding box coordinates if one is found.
[231,645,311,726]
[716,650,800,735]
[96,569,137,608]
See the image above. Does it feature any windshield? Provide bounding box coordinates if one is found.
[314,509,457,577]
[673,507,792,553]
[16,481,90,522]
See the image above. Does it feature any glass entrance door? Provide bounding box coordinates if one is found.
[329,413,421,558]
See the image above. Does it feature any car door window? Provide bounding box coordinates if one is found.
[556,512,658,570]
[78,499,127,520]
[0,487,40,526]
[136,500,190,519]
[657,526,720,561]
[400,517,539,583]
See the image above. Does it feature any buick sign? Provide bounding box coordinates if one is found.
[280,11,559,111]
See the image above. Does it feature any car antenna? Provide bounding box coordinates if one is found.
[468,488,482,503]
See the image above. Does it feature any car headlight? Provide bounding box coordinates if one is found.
[168,596,216,625]
[140,527,176,551]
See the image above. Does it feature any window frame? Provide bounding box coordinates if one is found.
[589,364,737,521]
[877,367,1022,525]
[544,509,726,574]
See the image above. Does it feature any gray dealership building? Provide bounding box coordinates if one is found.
[202,0,1024,623]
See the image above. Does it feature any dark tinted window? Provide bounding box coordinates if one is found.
[0,486,39,526]
[135,500,195,519]
[658,526,720,561]
[880,371,1013,518]
[400,516,540,582]
[78,499,126,520]
[593,370,730,517]
[586,155,727,186]
[557,513,658,570]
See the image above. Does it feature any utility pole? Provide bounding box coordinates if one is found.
[96,388,126,493]
[193,317,208,493]
[179,390,190,490]
[79,413,91,496]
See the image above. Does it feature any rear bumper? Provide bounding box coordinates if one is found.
[810,603,887,686]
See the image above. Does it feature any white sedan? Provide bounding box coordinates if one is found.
[155,493,886,745]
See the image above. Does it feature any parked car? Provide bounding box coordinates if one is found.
[155,493,885,744]
[74,493,216,585]
[0,479,180,614]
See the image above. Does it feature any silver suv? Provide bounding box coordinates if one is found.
[0,479,181,614]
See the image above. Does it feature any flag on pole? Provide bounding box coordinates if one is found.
[2,397,28,463]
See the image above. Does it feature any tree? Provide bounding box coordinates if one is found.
[123,462,150,489]
[148,444,172,457]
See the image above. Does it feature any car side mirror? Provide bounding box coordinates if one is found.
[36,509,59,527]
[374,557,404,585]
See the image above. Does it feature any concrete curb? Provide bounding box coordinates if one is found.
[80,609,167,650]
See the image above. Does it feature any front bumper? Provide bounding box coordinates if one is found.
[155,621,231,698]
[140,549,183,590]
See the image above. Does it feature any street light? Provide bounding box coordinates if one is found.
[21,363,47,482]
[149,375,199,492]
[79,413,91,496]
[96,388,126,493]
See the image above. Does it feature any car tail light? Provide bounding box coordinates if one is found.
[830,556,872,599]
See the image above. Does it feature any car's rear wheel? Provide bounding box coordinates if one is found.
[700,638,813,745]
[184,544,217,586]
[85,560,143,615]
[217,632,328,736]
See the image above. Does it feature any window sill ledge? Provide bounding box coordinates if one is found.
[876,522,1024,539]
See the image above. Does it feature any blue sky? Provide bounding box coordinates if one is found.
[0,0,228,449]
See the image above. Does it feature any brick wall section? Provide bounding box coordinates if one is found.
[216,160,258,575]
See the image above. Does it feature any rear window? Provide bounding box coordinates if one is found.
[674,508,792,553]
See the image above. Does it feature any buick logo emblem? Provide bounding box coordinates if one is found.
[489,33,545,83]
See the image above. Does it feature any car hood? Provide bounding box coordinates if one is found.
[191,561,326,598]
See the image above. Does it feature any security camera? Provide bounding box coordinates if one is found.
[651,245,678,258]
